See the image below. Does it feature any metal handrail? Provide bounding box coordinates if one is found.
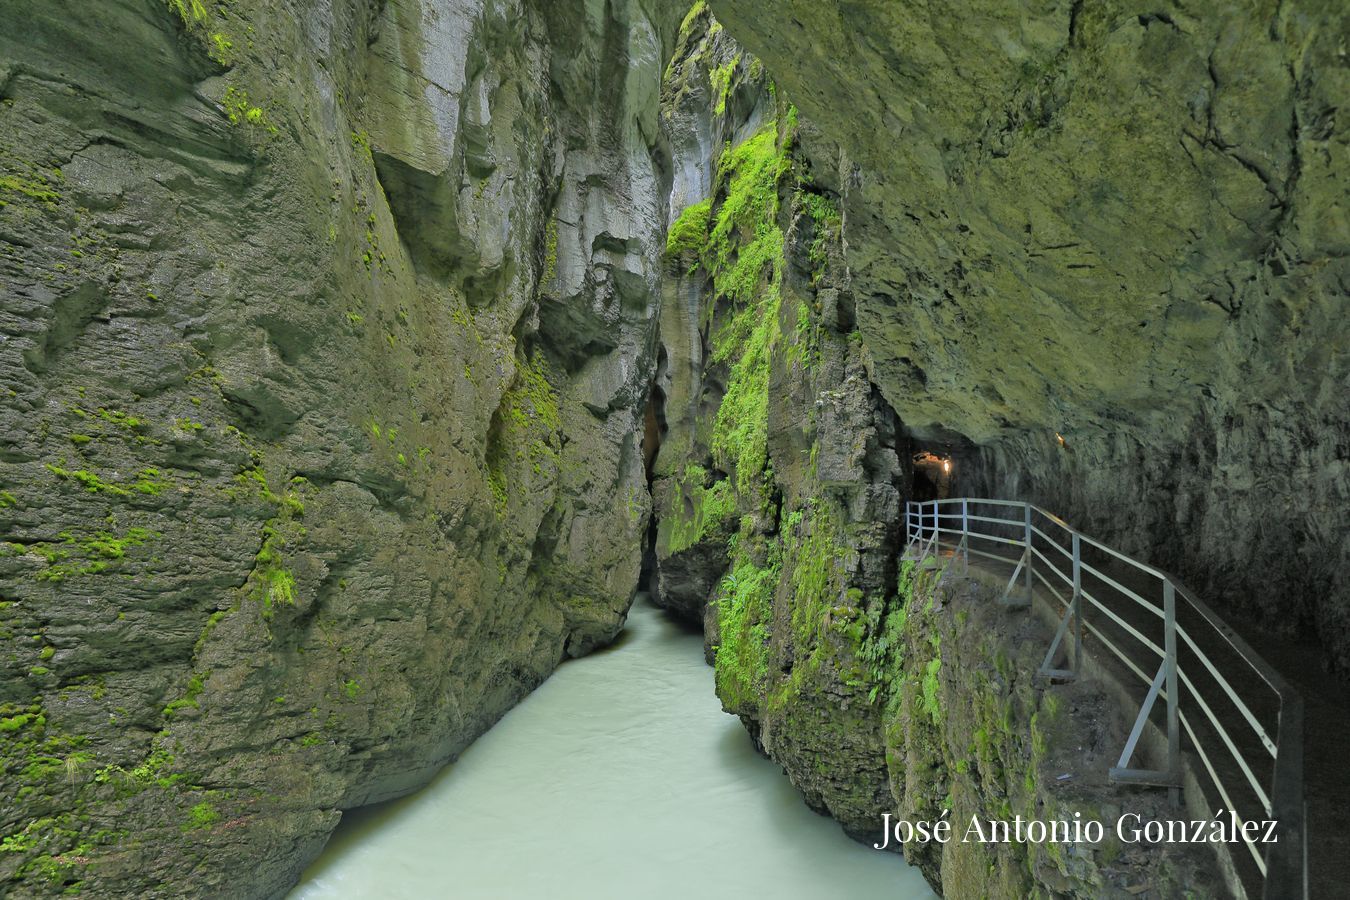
[902,497,1305,900]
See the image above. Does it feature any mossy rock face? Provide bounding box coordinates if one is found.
[706,0,1349,672]
[651,22,1226,889]
[653,0,911,846]
[0,0,685,894]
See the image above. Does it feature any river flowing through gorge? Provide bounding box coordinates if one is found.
[288,598,934,899]
[1,1,1343,896]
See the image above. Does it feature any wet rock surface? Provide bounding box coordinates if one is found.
[1,0,1343,896]
[0,0,679,894]
[706,0,1349,672]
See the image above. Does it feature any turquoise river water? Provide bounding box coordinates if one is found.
[289,597,935,899]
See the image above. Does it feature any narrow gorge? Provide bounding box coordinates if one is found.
[0,1,1344,898]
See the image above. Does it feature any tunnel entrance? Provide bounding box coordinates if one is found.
[910,450,953,502]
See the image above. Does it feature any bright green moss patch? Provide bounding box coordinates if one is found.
[30,526,157,582]
[183,801,218,832]
[711,295,778,501]
[237,470,307,617]
[709,53,742,116]
[678,0,707,38]
[132,468,169,495]
[45,463,169,499]
[165,0,207,24]
[222,86,277,135]
[664,464,734,555]
[45,465,129,497]
[713,539,780,713]
[665,199,711,260]
[784,504,846,641]
[96,408,145,432]
[162,672,208,719]
[253,523,297,612]
[0,174,59,205]
[505,353,561,435]
[84,528,152,559]
[485,351,563,514]
[685,123,792,504]
[542,218,559,287]
[1,712,36,732]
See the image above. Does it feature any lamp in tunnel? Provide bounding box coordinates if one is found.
[942,459,951,474]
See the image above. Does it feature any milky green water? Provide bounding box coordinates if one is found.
[289,597,935,900]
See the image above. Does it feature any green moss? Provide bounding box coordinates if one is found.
[709,53,742,116]
[487,468,508,514]
[505,353,561,435]
[193,610,227,655]
[785,503,845,643]
[664,464,735,554]
[45,465,130,497]
[857,597,910,705]
[235,470,306,616]
[677,0,707,40]
[0,174,59,205]
[96,408,145,432]
[698,125,793,503]
[163,672,208,719]
[485,351,562,514]
[665,199,711,261]
[165,0,207,25]
[30,527,155,582]
[707,127,789,303]
[921,648,943,726]
[342,679,361,700]
[1,712,35,732]
[0,490,17,508]
[222,86,277,135]
[542,218,559,287]
[84,523,151,558]
[712,544,780,713]
[183,801,218,832]
[133,469,169,495]
[252,523,297,612]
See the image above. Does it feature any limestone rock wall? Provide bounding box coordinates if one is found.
[0,0,679,894]
[705,0,1349,672]
[650,0,906,843]
[648,11,1293,896]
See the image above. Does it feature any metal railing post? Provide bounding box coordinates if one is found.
[960,498,969,573]
[1164,579,1180,807]
[1071,533,1082,673]
[1023,504,1033,598]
